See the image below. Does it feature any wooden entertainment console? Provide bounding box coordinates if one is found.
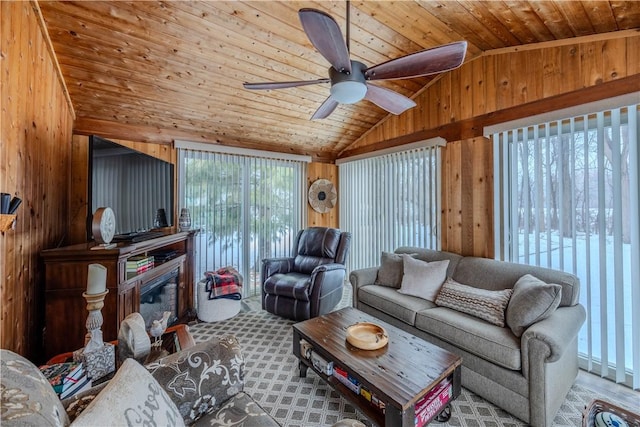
[41,231,196,360]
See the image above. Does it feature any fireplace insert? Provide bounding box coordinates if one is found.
[139,268,179,331]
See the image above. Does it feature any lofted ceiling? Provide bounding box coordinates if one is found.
[38,1,640,161]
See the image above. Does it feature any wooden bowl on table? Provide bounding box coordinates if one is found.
[346,322,389,350]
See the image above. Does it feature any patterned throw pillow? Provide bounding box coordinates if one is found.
[146,335,245,425]
[0,349,70,427]
[72,358,184,427]
[506,274,562,337]
[435,278,513,327]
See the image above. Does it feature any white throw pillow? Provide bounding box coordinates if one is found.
[397,255,449,301]
[72,358,185,427]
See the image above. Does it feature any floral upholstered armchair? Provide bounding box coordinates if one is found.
[1,335,279,427]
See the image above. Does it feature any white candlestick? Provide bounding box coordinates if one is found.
[86,263,107,295]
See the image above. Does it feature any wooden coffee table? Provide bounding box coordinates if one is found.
[292,307,462,427]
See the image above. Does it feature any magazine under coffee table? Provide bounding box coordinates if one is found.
[292,307,462,427]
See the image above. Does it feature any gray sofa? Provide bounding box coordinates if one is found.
[349,247,587,427]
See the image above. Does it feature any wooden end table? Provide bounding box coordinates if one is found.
[292,307,462,427]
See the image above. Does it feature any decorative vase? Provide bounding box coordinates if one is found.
[178,208,191,231]
[154,208,168,228]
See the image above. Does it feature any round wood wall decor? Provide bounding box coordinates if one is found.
[308,179,337,213]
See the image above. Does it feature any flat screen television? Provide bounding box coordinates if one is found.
[88,136,174,240]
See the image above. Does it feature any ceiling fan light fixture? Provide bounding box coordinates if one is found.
[330,81,367,104]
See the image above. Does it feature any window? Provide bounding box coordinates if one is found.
[177,143,308,297]
[338,140,443,272]
[491,100,640,388]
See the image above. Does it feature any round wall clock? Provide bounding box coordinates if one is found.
[308,179,337,213]
[92,207,116,244]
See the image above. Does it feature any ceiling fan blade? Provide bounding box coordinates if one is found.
[311,96,339,120]
[364,83,416,115]
[365,41,468,81]
[299,8,352,74]
[243,78,330,90]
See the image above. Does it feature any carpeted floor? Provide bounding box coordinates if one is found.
[190,287,610,427]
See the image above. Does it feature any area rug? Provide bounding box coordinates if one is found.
[190,290,607,427]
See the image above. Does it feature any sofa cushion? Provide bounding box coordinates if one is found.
[0,349,70,427]
[506,274,562,337]
[146,336,245,425]
[435,278,513,327]
[72,358,184,427]
[398,255,449,302]
[374,252,405,288]
[193,391,279,426]
[415,307,522,371]
[358,284,435,326]
[452,256,580,307]
[262,272,311,301]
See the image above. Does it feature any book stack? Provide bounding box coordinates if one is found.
[150,250,178,263]
[39,362,92,399]
[414,377,452,427]
[332,365,361,394]
[126,255,155,278]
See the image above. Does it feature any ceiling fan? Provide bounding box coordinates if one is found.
[243,2,467,120]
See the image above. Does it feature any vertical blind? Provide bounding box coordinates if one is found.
[492,104,640,388]
[178,148,307,298]
[338,144,442,272]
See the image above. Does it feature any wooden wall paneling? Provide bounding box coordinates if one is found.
[472,58,487,117]
[440,138,493,258]
[306,162,339,229]
[511,51,530,105]
[482,56,497,114]
[1,2,74,358]
[438,74,452,126]
[471,138,494,258]
[495,52,512,111]
[424,88,437,129]
[0,2,19,352]
[460,141,475,255]
[581,41,604,87]
[527,50,544,102]
[560,43,582,91]
[69,135,90,244]
[441,141,462,254]
[451,67,465,122]
[627,37,640,76]
[542,45,563,98]
[602,38,627,83]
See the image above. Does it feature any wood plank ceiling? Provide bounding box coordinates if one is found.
[38,1,640,161]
